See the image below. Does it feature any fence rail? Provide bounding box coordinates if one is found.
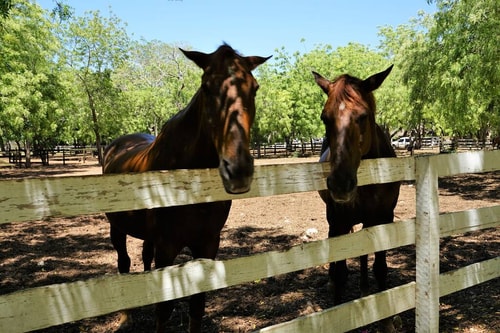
[0,150,498,332]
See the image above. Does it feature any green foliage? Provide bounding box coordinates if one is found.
[254,43,393,143]
[1,1,497,167]
[0,0,65,162]
[113,40,200,135]
[385,1,499,138]
[429,0,499,138]
[378,15,434,135]
[0,0,12,18]
[56,8,131,162]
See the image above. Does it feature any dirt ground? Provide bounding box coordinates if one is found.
[0,156,498,333]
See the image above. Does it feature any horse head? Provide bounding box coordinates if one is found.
[180,44,270,194]
[313,65,393,203]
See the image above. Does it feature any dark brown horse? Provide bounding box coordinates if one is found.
[313,66,401,332]
[103,44,269,332]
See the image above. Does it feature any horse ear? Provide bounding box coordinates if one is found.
[312,71,331,94]
[180,48,211,70]
[246,55,272,71]
[362,65,393,91]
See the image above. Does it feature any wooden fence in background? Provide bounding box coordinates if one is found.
[0,150,498,332]
[4,147,97,166]
[438,138,495,152]
[251,141,323,158]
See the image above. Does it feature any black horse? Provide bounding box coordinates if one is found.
[313,66,401,332]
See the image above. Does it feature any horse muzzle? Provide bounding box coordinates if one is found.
[219,156,254,194]
[327,174,357,203]
[222,176,253,194]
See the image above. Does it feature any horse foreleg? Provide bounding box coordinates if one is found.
[153,244,176,333]
[187,293,205,333]
[142,240,154,271]
[326,207,350,305]
[374,250,397,333]
[110,225,131,274]
[186,233,223,333]
[110,225,133,330]
[328,260,348,304]
[155,302,175,333]
[373,250,388,291]
[359,254,369,296]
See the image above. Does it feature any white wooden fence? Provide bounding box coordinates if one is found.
[0,150,499,332]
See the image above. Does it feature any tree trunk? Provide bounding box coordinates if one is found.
[86,89,103,165]
[91,106,103,165]
[40,149,49,166]
[24,140,32,168]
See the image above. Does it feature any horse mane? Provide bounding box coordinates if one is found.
[196,43,241,64]
[330,74,376,118]
[218,42,241,56]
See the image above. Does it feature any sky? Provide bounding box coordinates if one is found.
[37,0,436,57]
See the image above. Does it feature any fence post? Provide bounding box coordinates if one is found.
[415,155,440,332]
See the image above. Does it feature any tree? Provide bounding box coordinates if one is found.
[58,8,130,163]
[253,47,298,144]
[429,0,499,140]
[0,0,65,166]
[254,42,394,145]
[387,0,500,139]
[113,40,200,136]
[378,14,436,138]
[0,0,11,18]
[299,43,395,135]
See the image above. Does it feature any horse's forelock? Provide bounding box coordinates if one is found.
[329,76,372,118]
[213,44,241,62]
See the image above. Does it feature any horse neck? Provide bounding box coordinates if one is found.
[363,123,396,159]
[147,91,219,170]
